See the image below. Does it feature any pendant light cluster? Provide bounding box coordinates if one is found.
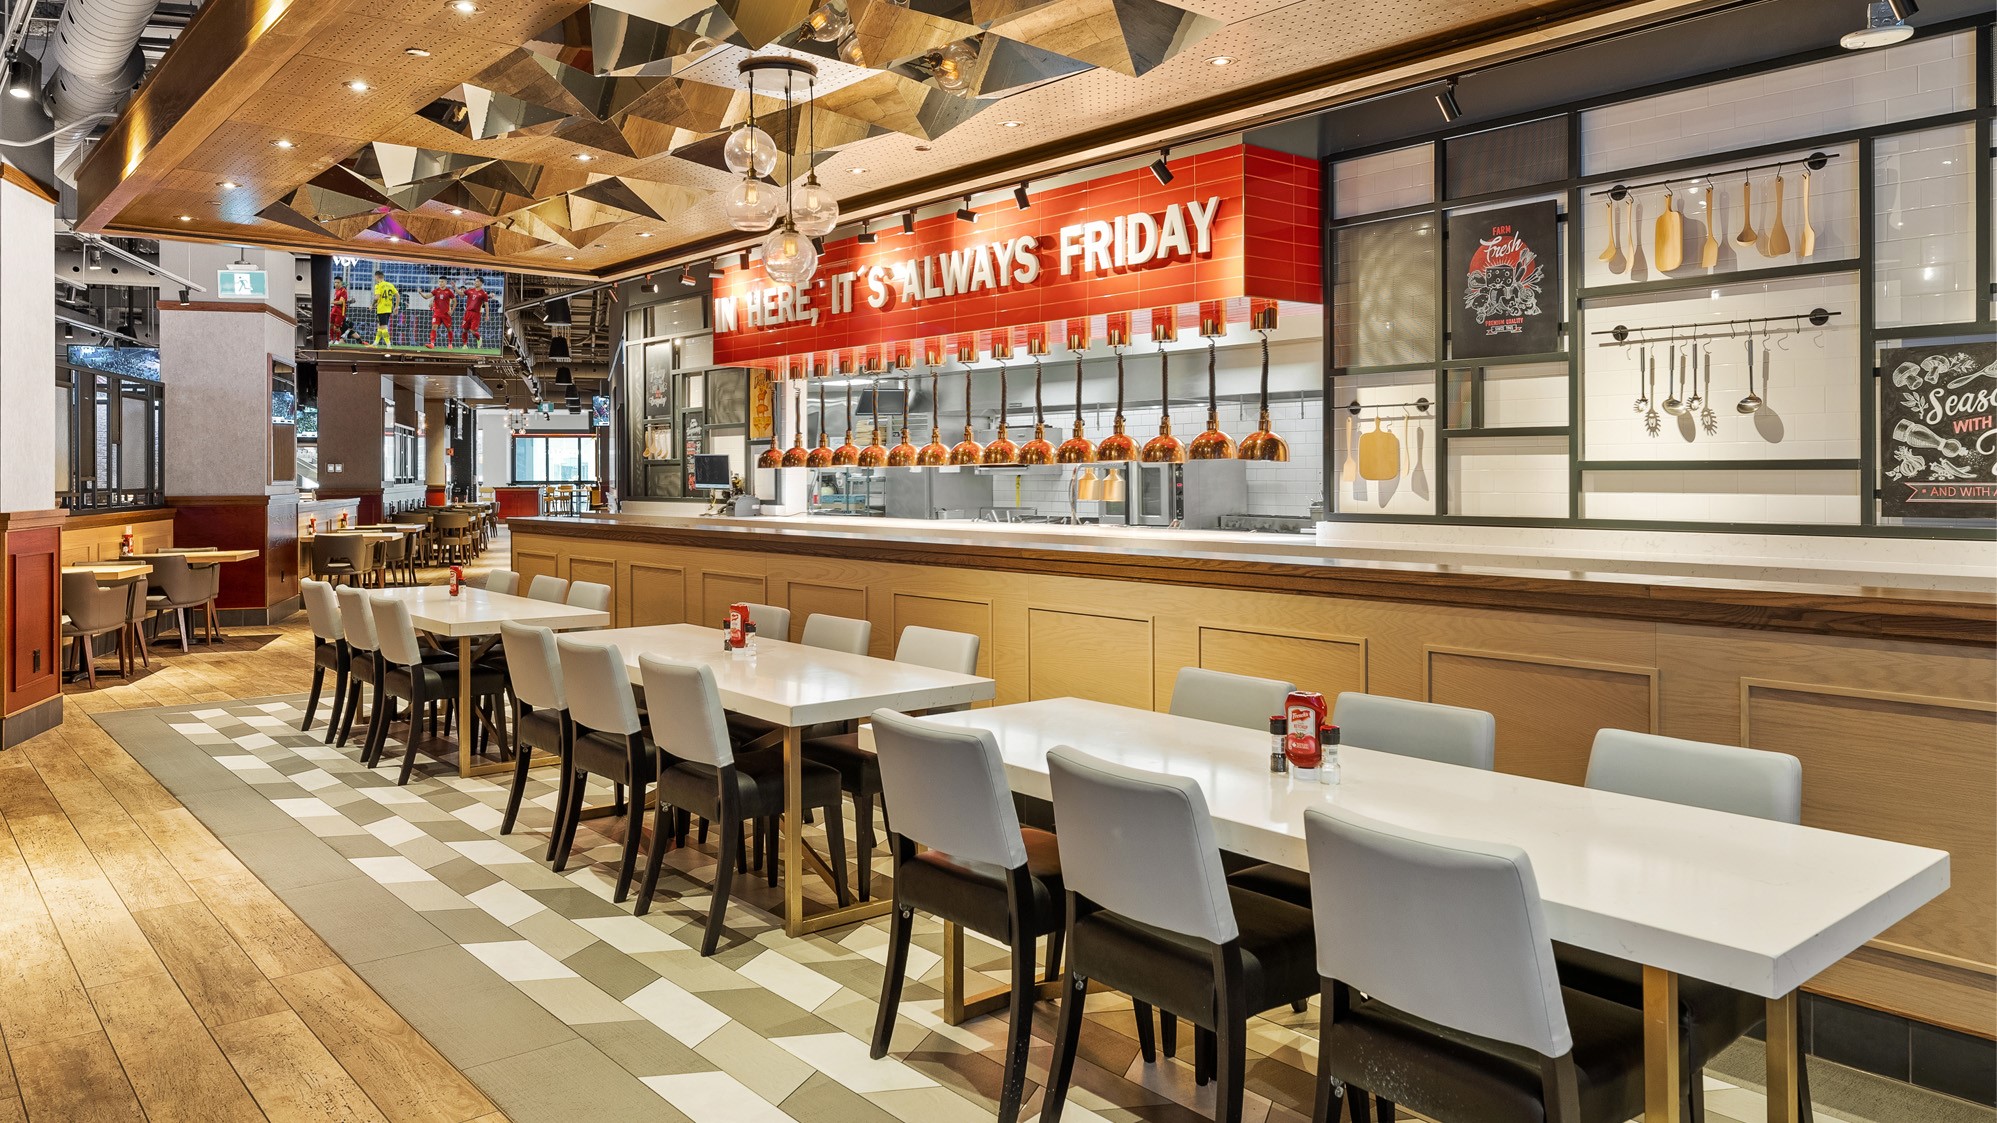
[724,57,837,286]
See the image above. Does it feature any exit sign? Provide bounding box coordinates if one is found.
[218,269,267,299]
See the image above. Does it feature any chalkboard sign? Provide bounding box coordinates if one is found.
[1447,201,1562,359]
[1879,341,1997,518]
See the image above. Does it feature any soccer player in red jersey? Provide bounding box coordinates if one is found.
[329,275,350,342]
[428,276,459,348]
[460,276,490,350]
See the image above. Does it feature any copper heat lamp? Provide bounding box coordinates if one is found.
[1141,345,1186,462]
[917,369,950,465]
[948,367,984,465]
[857,378,888,467]
[806,378,834,467]
[1055,349,1096,464]
[1236,330,1289,462]
[887,371,917,466]
[831,381,860,465]
[981,362,1019,464]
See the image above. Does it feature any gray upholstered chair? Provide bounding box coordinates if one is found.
[525,574,569,603]
[376,532,410,587]
[1303,806,1647,1123]
[145,554,214,652]
[61,571,130,687]
[1333,692,1497,769]
[497,621,569,849]
[565,581,611,619]
[867,709,1061,1123]
[551,638,651,885]
[805,625,981,899]
[1556,730,1808,1122]
[300,579,349,734]
[367,592,509,785]
[483,569,520,595]
[1170,667,1295,732]
[800,613,870,655]
[631,653,850,954]
[1039,747,1316,1123]
[309,533,369,586]
[741,602,790,643]
[435,511,477,565]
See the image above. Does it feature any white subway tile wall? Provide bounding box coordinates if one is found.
[1330,371,1437,516]
[1578,147,1862,293]
[1331,143,1434,220]
[1581,469,1863,525]
[1580,274,1862,465]
[1578,32,1977,176]
[1872,122,1979,328]
[1480,363,1570,428]
[1449,435,1571,519]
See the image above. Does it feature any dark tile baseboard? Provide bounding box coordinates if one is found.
[2,695,63,749]
[1748,994,1995,1108]
[217,594,301,627]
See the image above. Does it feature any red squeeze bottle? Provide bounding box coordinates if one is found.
[727,602,748,648]
[1284,690,1327,776]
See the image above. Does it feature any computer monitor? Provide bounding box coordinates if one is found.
[690,453,733,491]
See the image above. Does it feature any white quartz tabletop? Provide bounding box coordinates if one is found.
[903,697,1949,998]
[562,623,994,728]
[367,586,610,637]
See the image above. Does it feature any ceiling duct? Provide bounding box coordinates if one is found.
[46,0,158,183]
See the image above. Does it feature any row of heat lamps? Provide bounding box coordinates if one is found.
[758,308,1289,470]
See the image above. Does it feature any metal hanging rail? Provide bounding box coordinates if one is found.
[1344,397,1433,416]
[1591,308,1840,348]
[1589,151,1837,199]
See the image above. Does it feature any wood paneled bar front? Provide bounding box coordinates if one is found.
[510,513,1995,1040]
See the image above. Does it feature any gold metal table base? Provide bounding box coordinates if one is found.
[1644,967,1803,1123]
[941,920,1063,1024]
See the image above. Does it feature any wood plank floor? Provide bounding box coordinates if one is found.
[0,538,513,1123]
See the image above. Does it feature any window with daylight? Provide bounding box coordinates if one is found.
[512,435,599,483]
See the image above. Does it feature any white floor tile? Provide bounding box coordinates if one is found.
[350,856,436,884]
[449,839,534,866]
[575,914,686,954]
[769,1032,939,1093]
[739,950,843,1012]
[363,817,429,847]
[290,768,343,791]
[466,880,546,926]
[241,715,290,729]
[641,1072,798,1123]
[214,754,271,772]
[189,709,229,719]
[273,797,338,819]
[233,733,278,750]
[358,786,428,806]
[462,939,578,982]
[451,803,505,832]
[624,976,729,1047]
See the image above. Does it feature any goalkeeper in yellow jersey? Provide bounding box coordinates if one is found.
[371,269,400,347]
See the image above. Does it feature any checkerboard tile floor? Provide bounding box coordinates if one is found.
[97,696,1952,1123]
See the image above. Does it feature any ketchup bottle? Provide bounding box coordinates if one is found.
[1284,690,1327,780]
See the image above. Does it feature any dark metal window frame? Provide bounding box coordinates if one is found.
[1320,15,1996,540]
[57,360,165,512]
[511,433,601,485]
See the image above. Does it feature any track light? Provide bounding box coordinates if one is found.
[1150,150,1173,185]
[4,56,32,100]
[955,196,977,222]
[1435,80,1462,123]
[177,288,190,306]
[679,265,698,287]
[1843,1,1916,47]
[811,235,826,253]
[901,210,916,235]
[1013,183,1030,210]
[639,274,658,294]
[856,219,876,244]
[543,298,570,326]
[1887,0,1917,18]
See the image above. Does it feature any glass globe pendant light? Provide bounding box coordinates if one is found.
[723,124,777,178]
[804,3,851,43]
[724,175,781,231]
[762,220,817,286]
[793,173,839,237]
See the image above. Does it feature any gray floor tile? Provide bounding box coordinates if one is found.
[428,906,532,945]
[352,943,577,1070]
[225,825,368,891]
[276,875,454,964]
[465,1038,692,1123]
[572,1019,718,1081]
[703,988,842,1040]
[176,784,302,836]
[562,941,660,1003]
[782,1071,894,1123]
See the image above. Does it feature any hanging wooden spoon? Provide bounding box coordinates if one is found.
[1597,198,1619,262]
[1653,186,1684,273]
[1764,170,1791,257]
[1700,184,1720,269]
[1798,170,1816,259]
[1734,175,1757,248]
[1607,196,1631,276]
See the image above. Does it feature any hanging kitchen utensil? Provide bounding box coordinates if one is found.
[832,381,860,465]
[1653,185,1685,273]
[1189,337,1237,459]
[1764,169,1791,257]
[1699,346,1718,435]
[1340,412,1359,492]
[1734,174,1758,248]
[1056,350,1096,463]
[1760,338,1774,411]
[1409,415,1430,500]
[888,374,918,466]
[1685,344,1704,414]
[1142,346,1186,462]
[858,379,888,467]
[1597,197,1618,262]
[1019,358,1055,465]
[948,368,983,465]
[807,379,834,467]
[1663,343,1687,416]
[1737,331,1762,414]
[1607,196,1632,276]
[1799,170,1816,259]
[1700,184,1721,269]
[1644,358,1661,437]
[1634,343,1649,413]
[1357,410,1400,481]
[917,370,950,465]
[981,363,1019,465]
[1237,332,1289,461]
[1095,347,1138,461]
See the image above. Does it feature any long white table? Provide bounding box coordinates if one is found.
[368,586,611,776]
[904,697,1949,1123]
[560,623,995,937]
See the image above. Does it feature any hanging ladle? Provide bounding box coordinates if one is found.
[1737,328,1763,414]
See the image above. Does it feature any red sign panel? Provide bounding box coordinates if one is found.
[711,144,1319,368]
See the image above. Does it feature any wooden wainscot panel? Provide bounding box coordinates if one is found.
[1425,647,1656,785]
[5,514,64,715]
[626,563,686,628]
[1028,607,1154,709]
[514,550,559,587]
[1742,679,1996,1027]
[697,571,767,634]
[60,511,175,564]
[1196,624,1367,701]
[891,593,995,681]
[785,582,869,646]
[566,556,616,592]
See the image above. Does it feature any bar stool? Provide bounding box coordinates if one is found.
[1170,666,1294,731]
[368,593,510,785]
[867,709,1062,1123]
[804,625,981,899]
[300,579,349,735]
[630,653,852,953]
[60,572,131,686]
[1555,730,1809,1123]
[496,621,571,847]
[1302,805,1648,1123]
[483,569,520,595]
[1040,746,1317,1123]
[526,575,570,603]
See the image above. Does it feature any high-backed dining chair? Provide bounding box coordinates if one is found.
[1333,692,1497,769]
[1303,806,1647,1123]
[497,621,570,848]
[1040,746,1317,1123]
[566,581,611,618]
[435,511,477,565]
[551,638,652,885]
[368,593,509,785]
[1170,667,1295,732]
[195,556,223,641]
[1556,730,1809,1122]
[145,554,213,652]
[333,586,381,749]
[60,571,130,686]
[300,579,349,734]
[632,654,851,953]
[867,709,1062,1123]
[526,574,570,604]
[376,532,412,587]
[120,577,150,673]
[805,625,981,899]
[309,533,370,587]
[483,569,520,595]
[800,613,871,655]
[738,602,790,642]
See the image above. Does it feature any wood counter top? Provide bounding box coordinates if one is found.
[511,515,1996,645]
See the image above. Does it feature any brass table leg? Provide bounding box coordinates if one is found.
[1765,991,1802,1123]
[1643,965,1683,1123]
[941,921,1062,1026]
[779,724,890,937]
[456,635,474,778]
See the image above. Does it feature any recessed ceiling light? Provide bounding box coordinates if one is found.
[347,79,369,92]
[218,181,238,189]
[637,231,652,238]
[849,166,866,175]
[450,0,476,11]
[388,235,400,242]
[1001,120,1022,128]
[272,139,294,148]
[404,46,431,57]
[449,207,463,215]
[1207,55,1233,66]
[574,153,592,161]
[176,214,192,222]
[563,255,574,261]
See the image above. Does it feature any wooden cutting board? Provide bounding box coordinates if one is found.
[1653,188,1685,273]
[1358,416,1400,481]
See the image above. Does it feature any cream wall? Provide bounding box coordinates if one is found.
[0,178,55,511]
